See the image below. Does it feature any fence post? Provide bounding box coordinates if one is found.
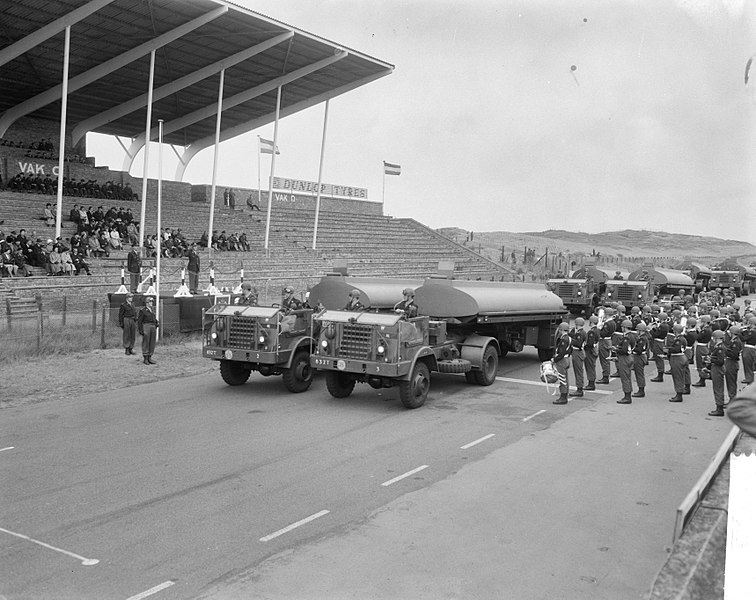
[37,311,42,351]
[100,306,107,349]
[6,297,11,332]
[92,299,98,333]
[62,295,67,327]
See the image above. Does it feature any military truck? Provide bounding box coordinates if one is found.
[545,277,601,316]
[309,276,567,409]
[628,266,695,297]
[202,298,315,392]
[602,279,653,308]
[708,270,742,296]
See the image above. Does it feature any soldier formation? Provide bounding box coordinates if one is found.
[552,286,755,417]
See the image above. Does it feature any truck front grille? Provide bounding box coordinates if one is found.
[558,284,575,297]
[338,324,372,359]
[615,287,635,302]
[228,317,256,348]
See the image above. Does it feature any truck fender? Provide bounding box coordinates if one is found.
[460,335,500,369]
[402,346,438,380]
[284,337,315,369]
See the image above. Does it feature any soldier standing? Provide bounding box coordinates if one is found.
[692,315,713,387]
[186,243,200,294]
[667,323,687,403]
[616,320,636,404]
[583,315,599,391]
[127,244,141,293]
[631,321,649,398]
[597,308,617,384]
[682,317,698,395]
[724,325,744,404]
[137,296,159,365]
[707,330,726,417]
[551,322,572,405]
[649,312,670,383]
[569,317,587,397]
[741,316,756,385]
[118,292,138,355]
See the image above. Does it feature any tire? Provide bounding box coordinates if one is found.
[282,350,313,393]
[219,360,251,386]
[399,361,430,409]
[325,371,355,398]
[436,358,472,374]
[537,347,553,362]
[470,345,498,386]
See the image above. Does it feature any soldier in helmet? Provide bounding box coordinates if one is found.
[394,287,418,318]
[234,282,258,306]
[682,317,698,394]
[569,317,587,397]
[597,308,617,384]
[741,316,756,385]
[344,289,365,311]
[632,321,650,397]
[551,322,572,405]
[724,325,743,403]
[706,329,727,417]
[667,322,688,402]
[692,314,713,387]
[615,319,637,404]
[282,285,303,312]
[583,315,600,390]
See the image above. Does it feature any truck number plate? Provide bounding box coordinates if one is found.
[337,359,346,370]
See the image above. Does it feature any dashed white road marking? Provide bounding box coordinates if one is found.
[495,376,614,395]
[260,510,330,542]
[0,527,98,566]
[381,465,429,487]
[523,409,547,422]
[460,434,495,449]
[0,447,14,452]
[125,581,175,600]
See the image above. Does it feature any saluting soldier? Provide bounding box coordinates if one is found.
[583,315,600,391]
[551,322,572,405]
[706,330,727,417]
[667,323,687,403]
[127,244,142,293]
[724,325,744,404]
[631,321,650,398]
[616,320,636,404]
[569,317,587,397]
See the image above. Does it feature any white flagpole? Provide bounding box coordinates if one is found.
[139,50,155,248]
[382,163,386,206]
[257,135,262,206]
[54,26,70,241]
[312,99,329,250]
[264,85,282,252]
[156,119,163,340]
[208,69,225,258]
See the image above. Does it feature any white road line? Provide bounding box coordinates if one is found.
[0,527,98,566]
[125,581,175,600]
[495,376,614,395]
[0,447,14,452]
[381,465,429,487]
[523,409,547,422]
[460,434,495,449]
[260,510,330,542]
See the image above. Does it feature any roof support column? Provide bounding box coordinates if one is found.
[138,50,156,248]
[263,86,282,253]
[207,69,225,260]
[312,99,330,251]
[54,26,71,241]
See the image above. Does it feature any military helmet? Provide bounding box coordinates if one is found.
[686,318,697,328]
[749,316,756,326]
[558,322,570,331]
[575,317,585,326]
[673,323,684,333]
[712,329,725,339]
[589,315,599,324]
[402,287,415,297]
[241,282,253,291]
[349,289,361,298]
[730,325,742,334]
[621,319,632,329]
[283,286,294,294]
[636,322,647,331]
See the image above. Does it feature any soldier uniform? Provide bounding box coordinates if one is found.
[667,324,687,402]
[707,330,726,416]
[552,323,572,405]
[137,297,159,365]
[724,326,743,402]
[692,317,713,387]
[394,288,418,318]
[583,316,599,391]
[234,282,258,306]
[186,244,200,294]
[597,310,617,384]
[344,289,366,311]
[649,315,670,382]
[616,320,636,404]
[740,317,756,385]
[631,322,649,397]
[569,318,587,397]
[282,286,304,312]
[127,245,142,293]
[118,293,138,355]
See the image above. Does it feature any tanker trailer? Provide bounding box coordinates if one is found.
[310,277,567,409]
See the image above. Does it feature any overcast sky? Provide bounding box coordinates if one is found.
[90,0,756,244]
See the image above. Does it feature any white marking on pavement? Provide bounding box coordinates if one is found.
[260,510,330,542]
[460,434,495,449]
[495,376,614,395]
[0,447,14,452]
[381,465,429,487]
[125,581,175,600]
[523,409,547,422]
[0,527,99,566]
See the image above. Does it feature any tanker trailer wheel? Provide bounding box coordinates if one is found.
[282,350,314,393]
[220,360,252,386]
[399,361,430,409]
[470,345,498,386]
[326,371,356,398]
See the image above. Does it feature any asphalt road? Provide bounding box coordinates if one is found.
[0,347,594,600]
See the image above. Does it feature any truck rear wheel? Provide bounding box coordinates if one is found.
[282,350,313,393]
[220,360,252,386]
[399,361,430,409]
[325,371,355,398]
[469,345,498,386]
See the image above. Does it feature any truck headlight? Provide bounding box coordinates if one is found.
[258,334,266,344]
[321,339,329,351]
[211,332,217,340]
[607,292,612,297]
[377,344,385,355]
[577,290,582,296]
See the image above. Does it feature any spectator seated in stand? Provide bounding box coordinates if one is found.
[42,203,55,227]
[59,246,75,275]
[1,247,18,277]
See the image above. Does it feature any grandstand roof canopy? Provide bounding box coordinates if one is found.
[0,0,393,153]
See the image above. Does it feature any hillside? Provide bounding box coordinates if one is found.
[436,227,756,271]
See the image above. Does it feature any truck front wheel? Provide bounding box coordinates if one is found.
[399,361,430,409]
[326,371,355,398]
[470,345,498,386]
[282,350,314,393]
[220,360,252,386]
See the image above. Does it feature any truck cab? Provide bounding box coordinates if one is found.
[546,278,600,316]
[603,280,652,308]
